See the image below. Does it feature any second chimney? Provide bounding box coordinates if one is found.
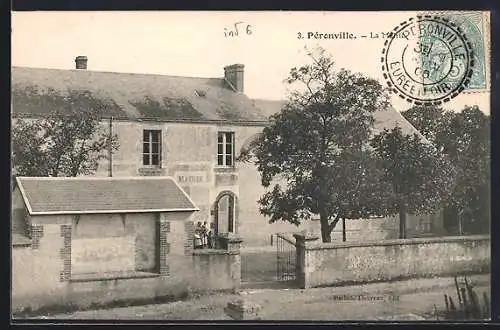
[75,56,88,70]
[224,64,244,93]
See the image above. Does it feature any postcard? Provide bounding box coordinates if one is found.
[11,11,491,322]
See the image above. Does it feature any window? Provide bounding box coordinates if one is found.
[419,216,433,233]
[143,130,162,167]
[217,132,235,166]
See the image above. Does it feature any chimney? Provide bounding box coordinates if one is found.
[75,56,88,70]
[224,64,244,93]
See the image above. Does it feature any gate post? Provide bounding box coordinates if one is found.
[293,233,319,289]
[219,233,243,291]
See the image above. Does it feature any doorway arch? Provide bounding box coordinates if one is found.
[213,190,238,235]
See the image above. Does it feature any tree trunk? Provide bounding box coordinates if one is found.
[342,218,346,242]
[458,212,463,236]
[320,212,343,243]
[399,204,407,239]
[320,213,332,243]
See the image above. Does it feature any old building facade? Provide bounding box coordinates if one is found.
[12,56,446,248]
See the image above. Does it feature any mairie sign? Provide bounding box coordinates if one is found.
[175,171,208,185]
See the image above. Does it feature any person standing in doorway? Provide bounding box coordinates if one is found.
[208,222,216,248]
[194,222,204,249]
[202,221,210,248]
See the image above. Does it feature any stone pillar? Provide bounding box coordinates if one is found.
[224,298,262,320]
[222,234,242,254]
[159,215,171,275]
[293,233,319,289]
[59,224,72,282]
[224,234,242,291]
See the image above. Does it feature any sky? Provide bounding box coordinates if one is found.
[11,11,490,114]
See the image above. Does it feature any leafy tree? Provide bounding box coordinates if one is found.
[370,126,455,238]
[401,105,490,234]
[399,106,450,144]
[239,47,390,242]
[12,90,119,177]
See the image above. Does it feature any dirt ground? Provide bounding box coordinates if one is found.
[30,274,490,321]
[241,250,278,282]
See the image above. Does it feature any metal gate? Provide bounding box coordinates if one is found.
[275,233,296,281]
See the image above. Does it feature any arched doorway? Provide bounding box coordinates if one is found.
[213,191,237,235]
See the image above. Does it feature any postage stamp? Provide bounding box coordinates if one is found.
[422,11,490,93]
[381,15,476,105]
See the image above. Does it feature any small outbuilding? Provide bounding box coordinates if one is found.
[11,176,241,314]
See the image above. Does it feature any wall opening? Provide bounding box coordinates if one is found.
[214,191,237,234]
[71,213,158,276]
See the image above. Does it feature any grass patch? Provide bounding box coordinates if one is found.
[428,275,490,321]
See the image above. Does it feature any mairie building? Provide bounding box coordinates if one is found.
[11,56,449,248]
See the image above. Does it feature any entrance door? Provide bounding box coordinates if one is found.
[215,193,235,234]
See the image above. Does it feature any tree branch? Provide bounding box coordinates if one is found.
[71,139,87,176]
[328,214,342,233]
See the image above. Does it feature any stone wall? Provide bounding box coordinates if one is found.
[12,224,68,309]
[330,214,444,242]
[294,233,490,289]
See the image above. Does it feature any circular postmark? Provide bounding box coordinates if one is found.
[381,15,475,105]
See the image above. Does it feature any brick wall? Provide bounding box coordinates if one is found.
[184,221,195,255]
[30,224,44,249]
[159,220,171,275]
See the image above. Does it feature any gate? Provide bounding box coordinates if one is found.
[240,233,297,288]
[275,233,296,281]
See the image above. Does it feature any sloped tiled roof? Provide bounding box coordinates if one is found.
[251,99,286,119]
[16,176,199,215]
[251,99,426,139]
[11,66,425,138]
[12,67,270,124]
